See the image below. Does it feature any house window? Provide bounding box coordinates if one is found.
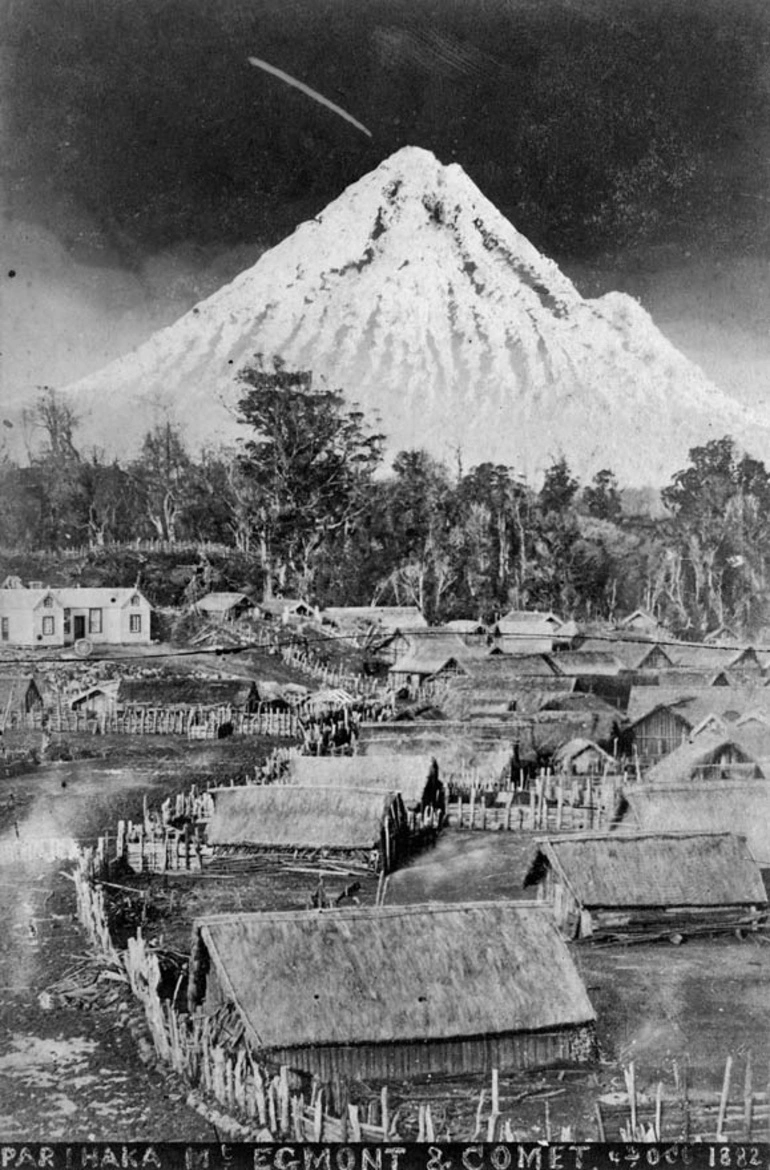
[63,608,71,636]
[43,595,54,608]
[130,594,140,606]
[42,616,55,636]
[1,618,8,642]
[129,614,142,634]
[88,608,103,634]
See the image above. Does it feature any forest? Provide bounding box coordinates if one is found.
[3,359,770,640]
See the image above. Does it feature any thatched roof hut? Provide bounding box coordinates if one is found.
[205,784,408,873]
[576,637,674,672]
[389,635,488,688]
[0,674,43,720]
[357,719,534,784]
[286,754,444,815]
[644,733,763,786]
[323,606,427,632]
[187,901,597,1080]
[547,651,626,677]
[552,738,614,774]
[117,675,259,711]
[192,592,255,621]
[617,783,770,866]
[525,831,767,940]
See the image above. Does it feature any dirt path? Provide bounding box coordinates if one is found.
[0,748,265,1140]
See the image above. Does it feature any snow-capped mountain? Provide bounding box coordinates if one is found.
[61,146,770,484]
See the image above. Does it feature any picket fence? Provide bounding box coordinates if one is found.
[15,705,303,739]
[279,644,381,697]
[73,850,396,1140]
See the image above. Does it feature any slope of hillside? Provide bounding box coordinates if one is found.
[61,146,770,484]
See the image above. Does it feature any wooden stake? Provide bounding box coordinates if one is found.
[744,1051,754,1140]
[717,1055,733,1141]
[594,1102,606,1142]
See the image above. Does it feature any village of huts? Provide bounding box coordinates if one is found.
[10,578,770,1142]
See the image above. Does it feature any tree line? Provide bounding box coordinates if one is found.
[3,361,770,640]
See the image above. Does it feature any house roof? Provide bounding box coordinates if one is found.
[464,655,558,679]
[58,587,148,609]
[628,686,770,730]
[668,644,764,672]
[0,588,62,612]
[529,831,767,908]
[117,676,257,708]
[538,693,621,718]
[576,638,673,670]
[286,755,439,804]
[391,635,487,675]
[259,597,311,616]
[552,738,614,768]
[644,732,763,785]
[444,620,488,634]
[500,610,563,628]
[191,901,596,1052]
[323,606,427,630]
[194,592,253,613]
[206,785,403,849]
[620,783,770,865]
[547,651,626,677]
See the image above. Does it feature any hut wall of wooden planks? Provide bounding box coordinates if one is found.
[265,1026,596,1082]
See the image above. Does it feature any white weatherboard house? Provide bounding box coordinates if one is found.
[0,584,152,647]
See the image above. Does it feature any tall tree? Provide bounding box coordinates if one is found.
[132,421,193,541]
[235,357,385,597]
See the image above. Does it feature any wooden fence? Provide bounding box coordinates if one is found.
[13,706,303,739]
[279,643,382,697]
[448,771,621,832]
[73,850,396,1140]
[72,846,770,1142]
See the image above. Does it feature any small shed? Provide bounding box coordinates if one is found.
[552,738,614,775]
[0,675,44,723]
[286,753,445,818]
[193,592,255,622]
[525,831,768,940]
[70,680,120,716]
[205,784,409,873]
[187,901,598,1080]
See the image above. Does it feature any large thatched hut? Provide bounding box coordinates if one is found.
[525,831,767,940]
[286,754,445,818]
[187,902,598,1081]
[616,782,770,866]
[205,785,408,873]
[117,676,259,712]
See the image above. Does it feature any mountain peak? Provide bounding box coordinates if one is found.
[60,146,770,485]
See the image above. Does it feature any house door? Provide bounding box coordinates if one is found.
[74,615,86,640]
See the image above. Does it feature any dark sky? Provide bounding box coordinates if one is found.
[4,0,770,419]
